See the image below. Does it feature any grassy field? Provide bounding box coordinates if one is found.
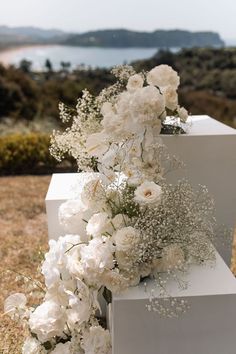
[0,175,235,353]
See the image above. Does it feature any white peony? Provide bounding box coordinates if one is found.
[114,226,140,252]
[58,199,90,240]
[147,64,180,89]
[4,293,27,319]
[126,74,144,92]
[29,300,66,342]
[86,212,111,238]
[22,337,46,354]
[162,86,178,111]
[86,132,109,157]
[177,106,188,122]
[130,86,165,124]
[51,342,71,354]
[81,325,111,354]
[134,181,162,205]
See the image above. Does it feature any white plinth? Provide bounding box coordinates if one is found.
[162,115,236,264]
[45,172,99,240]
[111,250,236,354]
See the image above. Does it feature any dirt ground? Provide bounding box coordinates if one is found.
[0,175,235,353]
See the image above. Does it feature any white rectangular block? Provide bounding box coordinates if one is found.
[45,172,99,240]
[162,115,236,264]
[111,251,236,354]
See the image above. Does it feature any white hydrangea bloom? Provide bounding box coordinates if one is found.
[66,279,93,326]
[51,342,71,354]
[147,64,180,89]
[22,337,46,354]
[29,300,66,342]
[134,181,162,205]
[153,244,185,272]
[80,237,115,286]
[126,74,144,92]
[81,325,111,354]
[58,199,90,240]
[4,293,27,320]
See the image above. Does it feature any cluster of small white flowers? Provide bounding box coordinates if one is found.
[5,64,217,353]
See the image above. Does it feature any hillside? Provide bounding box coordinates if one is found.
[63,29,224,48]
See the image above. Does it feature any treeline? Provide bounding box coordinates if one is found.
[1,47,236,130]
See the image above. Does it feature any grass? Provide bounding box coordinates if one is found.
[0,175,235,353]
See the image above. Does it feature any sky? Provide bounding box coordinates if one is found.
[0,0,236,40]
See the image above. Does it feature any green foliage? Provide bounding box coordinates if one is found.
[0,133,57,175]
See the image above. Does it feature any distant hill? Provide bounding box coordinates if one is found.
[63,29,224,48]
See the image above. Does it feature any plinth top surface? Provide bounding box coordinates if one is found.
[113,251,236,300]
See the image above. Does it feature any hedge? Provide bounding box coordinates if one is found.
[0,133,65,175]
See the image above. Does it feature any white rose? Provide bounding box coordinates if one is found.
[114,226,140,252]
[81,325,111,354]
[126,74,144,92]
[162,86,178,111]
[4,293,27,319]
[58,199,91,240]
[130,86,165,123]
[29,300,66,342]
[177,106,188,122]
[22,337,46,354]
[51,342,71,354]
[147,64,180,89]
[86,132,109,158]
[102,269,128,293]
[134,181,162,205]
[86,212,111,238]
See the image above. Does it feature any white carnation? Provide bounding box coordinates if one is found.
[147,64,180,89]
[51,342,71,354]
[4,293,27,320]
[22,337,46,354]
[29,300,66,342]
[134,181,162,205]
[126,74,144,92]
[58,199,90,240]
[81,325,111,354]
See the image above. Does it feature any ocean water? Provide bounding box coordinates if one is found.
[0,45,179,70]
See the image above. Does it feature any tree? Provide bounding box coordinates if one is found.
[19,59,32,74]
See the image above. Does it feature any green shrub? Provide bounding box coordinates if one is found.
[0,133,57,175]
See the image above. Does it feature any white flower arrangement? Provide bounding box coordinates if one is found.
[5,64,217,353]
